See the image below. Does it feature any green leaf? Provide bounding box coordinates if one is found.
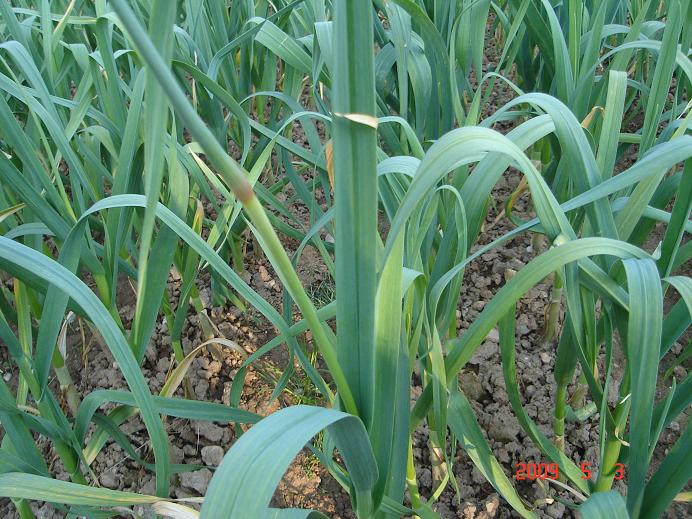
[641,422,692,519]
[0,473,158,506]
[199,406,378,518]
[622,259,662,516]
[74,389,260,446]
[580,491,629,519]
[332,0,379,423]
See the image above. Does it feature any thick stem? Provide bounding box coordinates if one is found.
[569,373,589,410]
[553,383,567,452]
[447,309,457,340]
[543,273,563,345]
[53,363,80,417]
[13,499,35,519]
[428,434,448,495]
[94,272,124,329]
[50,339,81,417]
[406,438,422,511]
[56,440,87,484]
[553,309,576,469]
[594,434,622,492]
[553,383,568,482]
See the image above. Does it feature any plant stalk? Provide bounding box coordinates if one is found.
[53,361,81,417]
[543,272,563,345]
[406,437,422,511]
[428,433,448,494]
[12,499,35,519]
[594,433,622,492]
[553,383,568,454]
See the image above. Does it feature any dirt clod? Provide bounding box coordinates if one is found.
[201,445,225,467]
[179,468,213,495]
[195,421,224,442]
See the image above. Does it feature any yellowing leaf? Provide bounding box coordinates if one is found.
[333,112,379,129]
[325,140,334,191]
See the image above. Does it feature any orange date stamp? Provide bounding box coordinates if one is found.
[514,461,625,481]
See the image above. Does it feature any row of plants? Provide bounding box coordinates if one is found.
[0,0,689,517]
